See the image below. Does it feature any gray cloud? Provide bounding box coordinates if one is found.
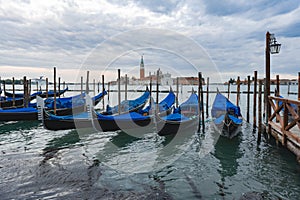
[0,0,300,82]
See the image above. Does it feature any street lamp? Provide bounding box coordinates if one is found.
[265,31,281,126]
[269,34,281,54]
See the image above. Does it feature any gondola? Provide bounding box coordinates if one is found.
[155,91,199,136]
[4,91,42,98]
[0,91,106,121]
[42,89,151,131]
[0,93,41,109]
[42,88,176,132]
[211,91,242,138]
[44,90,107,116]
[3,87,68,99]
[96,88,176,132]
[0,107,38,121]
[101,87,150,115]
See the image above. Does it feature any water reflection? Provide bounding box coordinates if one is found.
[42,130,81,163]
[214,134,243,179]
[0,121,40,134]
[110,131,141,148]
[213,132,243,197]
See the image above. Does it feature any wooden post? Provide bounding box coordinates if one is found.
[102,75,105,110]
[253,71,257,129]
[3,79,5,94]
[298,72,300,116]
[36,81,38,92]
[288,81,290,95]
[276,75,280,96]
[86,71,89,94]
[282,102,288,146]
[176,77,179,107]
[23,76,26,107]
[118,69,121,114]
[125,74,128,101]
[46,78,49,99]
[28,79,31,96]
[156,70,159,111]
[258,80,263,139]
[108,82,110,102]
[58,77,61,98]
[53,67,57,114]
[97,81,100,93]
[276,75,280,123]
[12,77,15,107]
[93,79,96,96]
[265,31,271,125]
[236,76,240,106]
[247,75,250,123]
[206,77,209,118]
[200,73,205,132]
[25,79,29,108]
[149,76,152,98]
[197,72,201,133]
[227,82,230,99]
[80,76,83,97]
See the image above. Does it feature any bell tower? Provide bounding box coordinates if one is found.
[140,55,145,79]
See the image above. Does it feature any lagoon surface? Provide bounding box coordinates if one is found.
[1,84,300,199]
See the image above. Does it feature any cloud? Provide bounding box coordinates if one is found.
[0,0,300,82]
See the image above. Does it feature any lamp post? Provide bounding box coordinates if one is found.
[265,31,281,125]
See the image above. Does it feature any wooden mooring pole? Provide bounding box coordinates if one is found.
[298,72,300,116]
[227,82,230,99]
[102,75,105,110]
[149,76,152,98]
[23,76,27,108]
[28,79,31,96]
[206,77,209,118]
[53,67,57,115]
[58,77,61,98]
[253,71,257,129]
[247,75,250,123]
[125,74,128,101]
[236,76,240,106]
[118,69,121,115]
[156,70,159,112]
[93,79,96,96]
[258,80,263,140]
[12,77,15,107]
[198,72,205,132]
[176,77,179,107]
[108,82,110,102]
[46,78,48,99]
[276,75,280,96]
[86,71,89,94]
[80,76,83,97]
[197,72,201,133]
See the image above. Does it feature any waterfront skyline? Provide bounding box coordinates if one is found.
[1,0,300,82]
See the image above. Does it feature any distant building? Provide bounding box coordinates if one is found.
[110,56,203,86]
[140,56,145,79]
[176,77,204,85]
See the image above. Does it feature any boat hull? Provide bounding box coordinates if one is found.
[0,111,37,121]
[213,114,242,139]
[156,115,199,136]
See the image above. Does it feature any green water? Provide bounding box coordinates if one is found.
[1,85,300,199]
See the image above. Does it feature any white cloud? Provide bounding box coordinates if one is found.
[0,0,299,82]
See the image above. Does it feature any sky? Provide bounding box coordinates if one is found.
[1,0,300,83]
